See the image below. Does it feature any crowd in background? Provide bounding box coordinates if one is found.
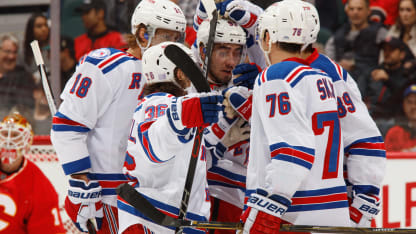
[1,0,416,151]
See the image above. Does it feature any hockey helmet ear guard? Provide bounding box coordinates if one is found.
[0,112,33,164]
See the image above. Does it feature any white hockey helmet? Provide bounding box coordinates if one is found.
[256,1,307,45]
[131,0,186,48]
[142,42,196,88]
[196,19,247,64]
[294,0,320,47]
[0,112,33,165]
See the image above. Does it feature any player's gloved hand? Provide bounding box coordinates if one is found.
[170,92,223,130]
[65,178,103,233]
[241,190,291,234]
[232,63,261,89]
[349,193,380,227]
[223,86,252,121]
[219,0,262,35]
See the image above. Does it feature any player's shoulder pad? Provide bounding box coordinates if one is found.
[311,54,349,83]
[258,61,324,88]
[77,48,139,74]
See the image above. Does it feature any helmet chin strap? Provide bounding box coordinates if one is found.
[259,39,272,67]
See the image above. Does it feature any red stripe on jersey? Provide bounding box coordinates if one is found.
[291,192,348,205]
[98,52,124,69]
[350,142,385,150]
[196,15,204,25]
[242,13,257,28]
[52,116,87,127]
[334,62,343,79]
[211,123,225,139]
[142,135,162,163]
[207,171,246,188]
[286,66,311,83]
[99,180,126,189]
[261,68,267,83]
[271,147,314,164]
[140,121,155,132]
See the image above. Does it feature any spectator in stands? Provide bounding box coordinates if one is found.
[368,36,414,119]
[20,12,50,83]
[387,0,416,56]
[325,0,387,97]
[60,35,76,90]
[385,83,416,151]
[0,33,36,121]
[32,83,52,135]
[0,112,65,233]
[74,0,127,60]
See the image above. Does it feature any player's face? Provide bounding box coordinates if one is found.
[0,39,18,73]
[151,29,183,46]
[399,0,416,27]
[404,93,416,121]
[209,43,243,84]
[345,0,370,29]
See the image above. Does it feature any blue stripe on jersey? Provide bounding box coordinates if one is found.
[137,121,174,163]
[88,173,128,180]
[287,200,349,212]
[102,56,138,74]
[166,108,191,136]
[270,142,315,155]
[288,186,349,212]
[83,48,124,65]
[274,154,313,169]
[62,156,91,175]
[270,142,315,169]
[352,185,380,196]
[52,125,90,132]
[207,166,246,191]
[292,186,347,197]
[345,136,386,158]
[348,148,385,157]
[310,54,344,82]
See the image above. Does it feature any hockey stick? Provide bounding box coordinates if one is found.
[164,44,211,233]
[116,183,242,230]
[117,182,416,234]
[30,40,57,115]
[31,40,97,234]
[200,0,218,81]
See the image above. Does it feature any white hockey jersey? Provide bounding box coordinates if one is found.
[117,93,210,234]
[51,48,144,206]
[305,49,386,197]
[247,58,351,226]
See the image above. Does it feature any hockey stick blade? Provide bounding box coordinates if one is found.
[164,44,210,92]
[116,183,243,230]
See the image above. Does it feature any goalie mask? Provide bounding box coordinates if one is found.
[256,1,307,65]
[131,0,186,51]
[196,19,247,65]
[142,41,197,92]
[0,112,33,165]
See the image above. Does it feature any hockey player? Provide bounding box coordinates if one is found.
[117,42,223,234]
[297,0,386,227]
[50,0,187,233]
[192,18,254,233]
[242,2,351,233]
[0,112,65,234]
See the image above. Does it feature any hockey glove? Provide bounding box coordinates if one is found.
[350,193,380,227]
[219,0,263,36]
[223,86,252,122]
[232,63,261,89]
[65,178,103,233]
[170,93,223,130]
[241,190,291,234]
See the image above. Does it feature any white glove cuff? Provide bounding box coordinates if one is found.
[351,195,380,220]
[246,193,288,218]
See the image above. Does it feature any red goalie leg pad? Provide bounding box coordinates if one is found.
[181,97,205,128]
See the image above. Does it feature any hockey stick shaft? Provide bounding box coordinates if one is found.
[200,0,218,81]
[30,40,57,115]
[117,184,416,233]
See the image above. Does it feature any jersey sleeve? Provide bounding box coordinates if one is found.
[342,73,386,196]
[27,164,65,234]
[51,62,113,175]
[252,72,315,200]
